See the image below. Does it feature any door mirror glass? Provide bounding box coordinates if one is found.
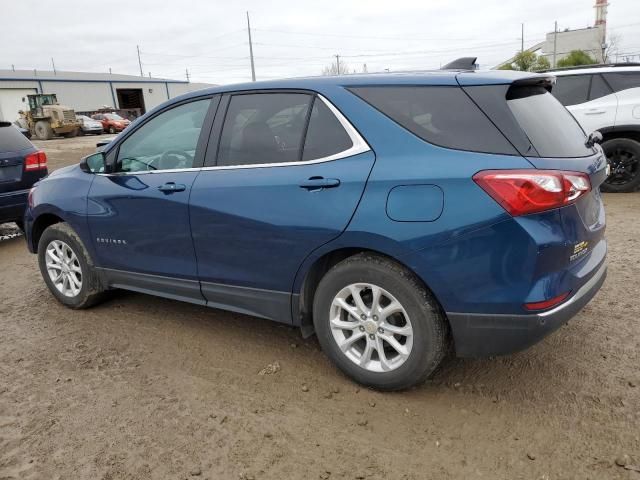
[80,152,106,174]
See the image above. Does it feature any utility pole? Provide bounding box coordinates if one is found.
[246,12,256,81]
[109,67,112,74]
[552,21,558,68]
[51,57,56,75]
[137,45,144,77]
[521,23,524,52]
[11,64,15,72]
[334,54,340,75]
[186,68,190,82]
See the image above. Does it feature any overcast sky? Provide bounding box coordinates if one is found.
[2,0,639,85]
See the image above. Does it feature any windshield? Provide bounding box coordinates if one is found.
[506,86,594,158]
[105,114,124,120]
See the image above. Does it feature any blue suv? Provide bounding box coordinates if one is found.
[24,69,607,390]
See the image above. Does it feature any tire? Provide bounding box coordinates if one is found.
[34,121,53,140]
[14,220,24,232]
[313,253,448,390]
[108,126,116,134]
[37,222,107,309]
[601,138,640,193]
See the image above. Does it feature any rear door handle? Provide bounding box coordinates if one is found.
[158,182,186,193]
[585,109,606,115]
[299,176,341,190]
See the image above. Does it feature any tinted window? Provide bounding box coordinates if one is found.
[507,86,593,158]
[349,86,516,155]
[552,75,590,106]
[602,72,640,92]
[218,93,312,166]
[0,124,32,152]
[302,99,352,161]
[589,74,613,101]
[116,98,210,172]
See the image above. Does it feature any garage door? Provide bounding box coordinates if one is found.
[0,89,37,123]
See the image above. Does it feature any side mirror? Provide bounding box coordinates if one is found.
[586,130,603,148]
[80,152,107,174]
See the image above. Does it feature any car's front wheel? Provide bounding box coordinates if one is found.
[37,223,107,309]
[313,253,448,390]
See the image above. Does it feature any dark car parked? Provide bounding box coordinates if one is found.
[0,122,47,229]
[24,70,607,390]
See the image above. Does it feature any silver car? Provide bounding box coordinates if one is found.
[76,115,104,135]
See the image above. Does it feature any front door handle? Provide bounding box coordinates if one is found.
[299,176,341,190]
[158,182,186,193]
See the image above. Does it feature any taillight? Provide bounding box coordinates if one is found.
[524,291,571,311]
[473,170,591,216]
[24,151,47,171]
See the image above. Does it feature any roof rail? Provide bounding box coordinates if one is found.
[540,62,640,73]
[441,57,478,71]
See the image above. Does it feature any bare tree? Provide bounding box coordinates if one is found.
[321,61,351,76]
[604,33,622,63]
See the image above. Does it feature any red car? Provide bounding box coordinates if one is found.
[91,113,131,134]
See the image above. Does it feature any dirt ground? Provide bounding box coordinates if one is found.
[1,135,638,480]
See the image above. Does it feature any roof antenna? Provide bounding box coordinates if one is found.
[441,57,478,70]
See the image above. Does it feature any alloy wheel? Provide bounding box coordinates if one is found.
[330,283,413,372]
[606,147,639,186]
[45,240,82,297]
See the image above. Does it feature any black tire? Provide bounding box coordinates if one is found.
[601,138,640,193]
[108,126,116,134]
[313,253,448,390]
[37,222,107,309]
[14,220,24,232]
[34,120,53,140]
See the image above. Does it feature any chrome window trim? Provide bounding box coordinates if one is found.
[97,94,370,176]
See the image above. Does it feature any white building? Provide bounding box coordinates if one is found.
[0,69,214,122]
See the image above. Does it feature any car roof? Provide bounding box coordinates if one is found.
[180,69,548,98]
[547,65,640,76]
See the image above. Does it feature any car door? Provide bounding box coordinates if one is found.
[87,96,218,304]
[189,91,374,322]
[556,74,617,134]
[603,71,640,127]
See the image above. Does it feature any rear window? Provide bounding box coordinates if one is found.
[552,75,590,106]
[507,86,593,158]
[348,86,517,155]
[0,123,32,152]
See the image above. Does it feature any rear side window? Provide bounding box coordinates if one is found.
[302,99,353,161]
[507,86,593,158]
[552,75,590,106]
[589,74,613,101]
[602,72,640,92]
[0,124,32,152]
[217,93,312,166]
[348,86,517,155]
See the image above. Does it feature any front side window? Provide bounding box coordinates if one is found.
[602,72,640,93]
[217,93,312,166]
[349,86,516,155]
[551,75,590,106]
[116,98,211,172]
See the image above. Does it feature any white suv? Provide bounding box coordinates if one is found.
[549,64,640,192]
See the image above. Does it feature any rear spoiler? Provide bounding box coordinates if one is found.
[0,122,12,128]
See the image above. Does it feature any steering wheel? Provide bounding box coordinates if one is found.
[159,150,194,170]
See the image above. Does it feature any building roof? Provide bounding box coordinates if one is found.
[0,69,188,84]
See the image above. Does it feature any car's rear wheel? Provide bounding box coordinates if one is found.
[601,138,640,193]
[37,223,107,309]
[313,253,448,390]
[108,126,116,134]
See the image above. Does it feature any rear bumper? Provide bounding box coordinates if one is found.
[0,189,29,223]
[447,260,607,357]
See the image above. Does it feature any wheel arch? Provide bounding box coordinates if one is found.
[599,125,640,143]
[293,243,446,332]
[30,211,65,252]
